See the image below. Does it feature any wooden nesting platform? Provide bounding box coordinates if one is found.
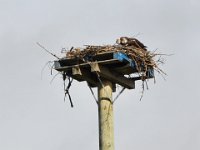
[54,51,154,89]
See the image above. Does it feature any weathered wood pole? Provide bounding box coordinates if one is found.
[98,80,114,150]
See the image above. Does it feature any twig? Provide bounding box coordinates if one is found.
[36,42,60,59]
[50,72,60,84]
[41,61,53,79]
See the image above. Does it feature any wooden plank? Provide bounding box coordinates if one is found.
[72,66,82,75]
[57,51,115,67]
[71,66,98,87]
[90,62,135,89]
[112,64,137,74]
[54,59,120,72]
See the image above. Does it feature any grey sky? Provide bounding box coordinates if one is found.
[0,0,200,150]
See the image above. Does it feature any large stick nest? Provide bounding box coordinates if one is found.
[65,44,166,78]
[54,37,167,103]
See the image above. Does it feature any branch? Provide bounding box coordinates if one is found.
[36,42,60,59]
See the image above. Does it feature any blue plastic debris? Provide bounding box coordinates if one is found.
[113,52,136,69]
[147,68,154,78]
[113,52,154,78]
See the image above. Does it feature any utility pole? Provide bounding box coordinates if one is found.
[98,80,114,150]
[53,49,154,150]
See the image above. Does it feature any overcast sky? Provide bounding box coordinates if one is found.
[0,0,200,150]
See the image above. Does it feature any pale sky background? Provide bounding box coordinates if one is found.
[0,0,200,150]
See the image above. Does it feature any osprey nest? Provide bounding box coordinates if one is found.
[43,37,168,106]
[65,37,166,79]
